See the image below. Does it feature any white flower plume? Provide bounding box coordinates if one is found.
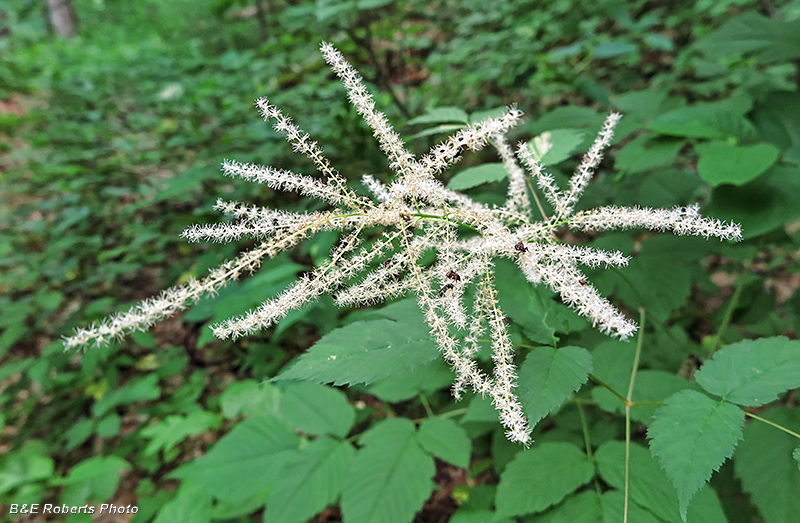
[64,43,742,445]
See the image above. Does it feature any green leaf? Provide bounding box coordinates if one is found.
[707,165,800,238]
[496,442,594,516]
[274,316,437,386]
[696,141,779,186]
[280,382,355,438]
[649,104,752,140]
[408,107,469,126]
[417,416,472,468]
[752,91,800,165]
[0,442,54,494]
[526,129,586,166]
[647,390,745,519]
[220,379,281,419]
[593,40,638,58]
[694,337,800,406]
[170,416,300,502]
[735,407,800,523]
[518,346,592,428]
[340,418,435,523]
[451,510,513,523]
[595,440,727,522]
[265,438,355,523]
[153,481,211,523]
[447,163,508,191]
[92,374,160,417]
[367,358,454,402]
[615,135,683,173]
[599,491,663,523]
[141,412,219,457]
[57,456,130,505]
[530,491,601,523]
[794,447,800,471]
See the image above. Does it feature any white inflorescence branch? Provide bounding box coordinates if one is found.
[63,42,743,445]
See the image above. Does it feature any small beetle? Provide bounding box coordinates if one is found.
[514,241,528,253]
[438,283,454,297]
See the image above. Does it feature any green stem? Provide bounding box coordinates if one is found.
[712,276,744,351]
[624,307,646,523]
[744,411,800,440]
[418,393,434,418]
[576,401,603,495]
[588,373,628,404]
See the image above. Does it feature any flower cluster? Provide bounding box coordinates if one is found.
[64,43,742,444]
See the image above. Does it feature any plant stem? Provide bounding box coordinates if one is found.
[624,307,646,523]
[744,411,800,440]
[576,401,603,494]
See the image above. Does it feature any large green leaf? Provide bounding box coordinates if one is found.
[593,370,697,424]
[595,440,727,522]
[526,129,586,166]
[694,337,800,406]
[264,438,355,523]
[752,91,800,165]
[407,107,469,126]
[734,407,800,523]
[170,415,300,502]
[647,390,745,519]
[0,442,53,495]
[599,491,663,523]
[141,411,219,457]
[279,382,355,438]
[275,315,437,386]
[219,379,281,419]
[496,442,594,517]
[696,141,779,186]
[794,447,800,471]
[517,346,592,428]
[528,491,601,523]
[417,416,472,468]
[340,418,434,523]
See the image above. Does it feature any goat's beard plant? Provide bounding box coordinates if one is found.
[64,43,742,445]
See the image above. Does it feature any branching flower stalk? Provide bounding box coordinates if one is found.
[63,43,742,445]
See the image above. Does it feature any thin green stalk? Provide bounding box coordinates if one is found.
[711,277,745,351]
[418,393,434,418]
[744,411,800,440]
[576,401,603,495]
[624,307,646,523]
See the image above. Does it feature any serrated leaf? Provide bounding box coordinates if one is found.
[340,418,434,523]
[170,415,299,502]
[220,379,281,419]
[647,390,745,519]
[447,163,508,190]
[417,416,472,468]
[153,481,211,523]
[518,346,592,428]
[595,440,727,522]
[274,315,437,386]
[694,337,800,406]
[696,141,779,186]
[496,442,594,516]
[264,438,355,523]
[735,407,800,523]
[526,129,586,166]
[280,382,355,438]
[367,358,454,402]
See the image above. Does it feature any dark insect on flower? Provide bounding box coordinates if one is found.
[438,283,454,297]
[446,270,461,281]
[514,241,528,253]
[579,278,587,286]
[382,256,393,267]
[400,213,411,222]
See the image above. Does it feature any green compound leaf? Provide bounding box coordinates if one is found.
[275,316,437,386]
[170,415,300,502]
[696,141,779,186]
[340,418,435,523]
[447,163,508,190]
[734,407,800,523]
[595,440,727,523]
[647,390,745,520]
[694,337,800,406]
[417,416,472,468]
[264,438,355,523]
[496,442,594,517]
[518,346,592,428]
[280,382,355,438]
